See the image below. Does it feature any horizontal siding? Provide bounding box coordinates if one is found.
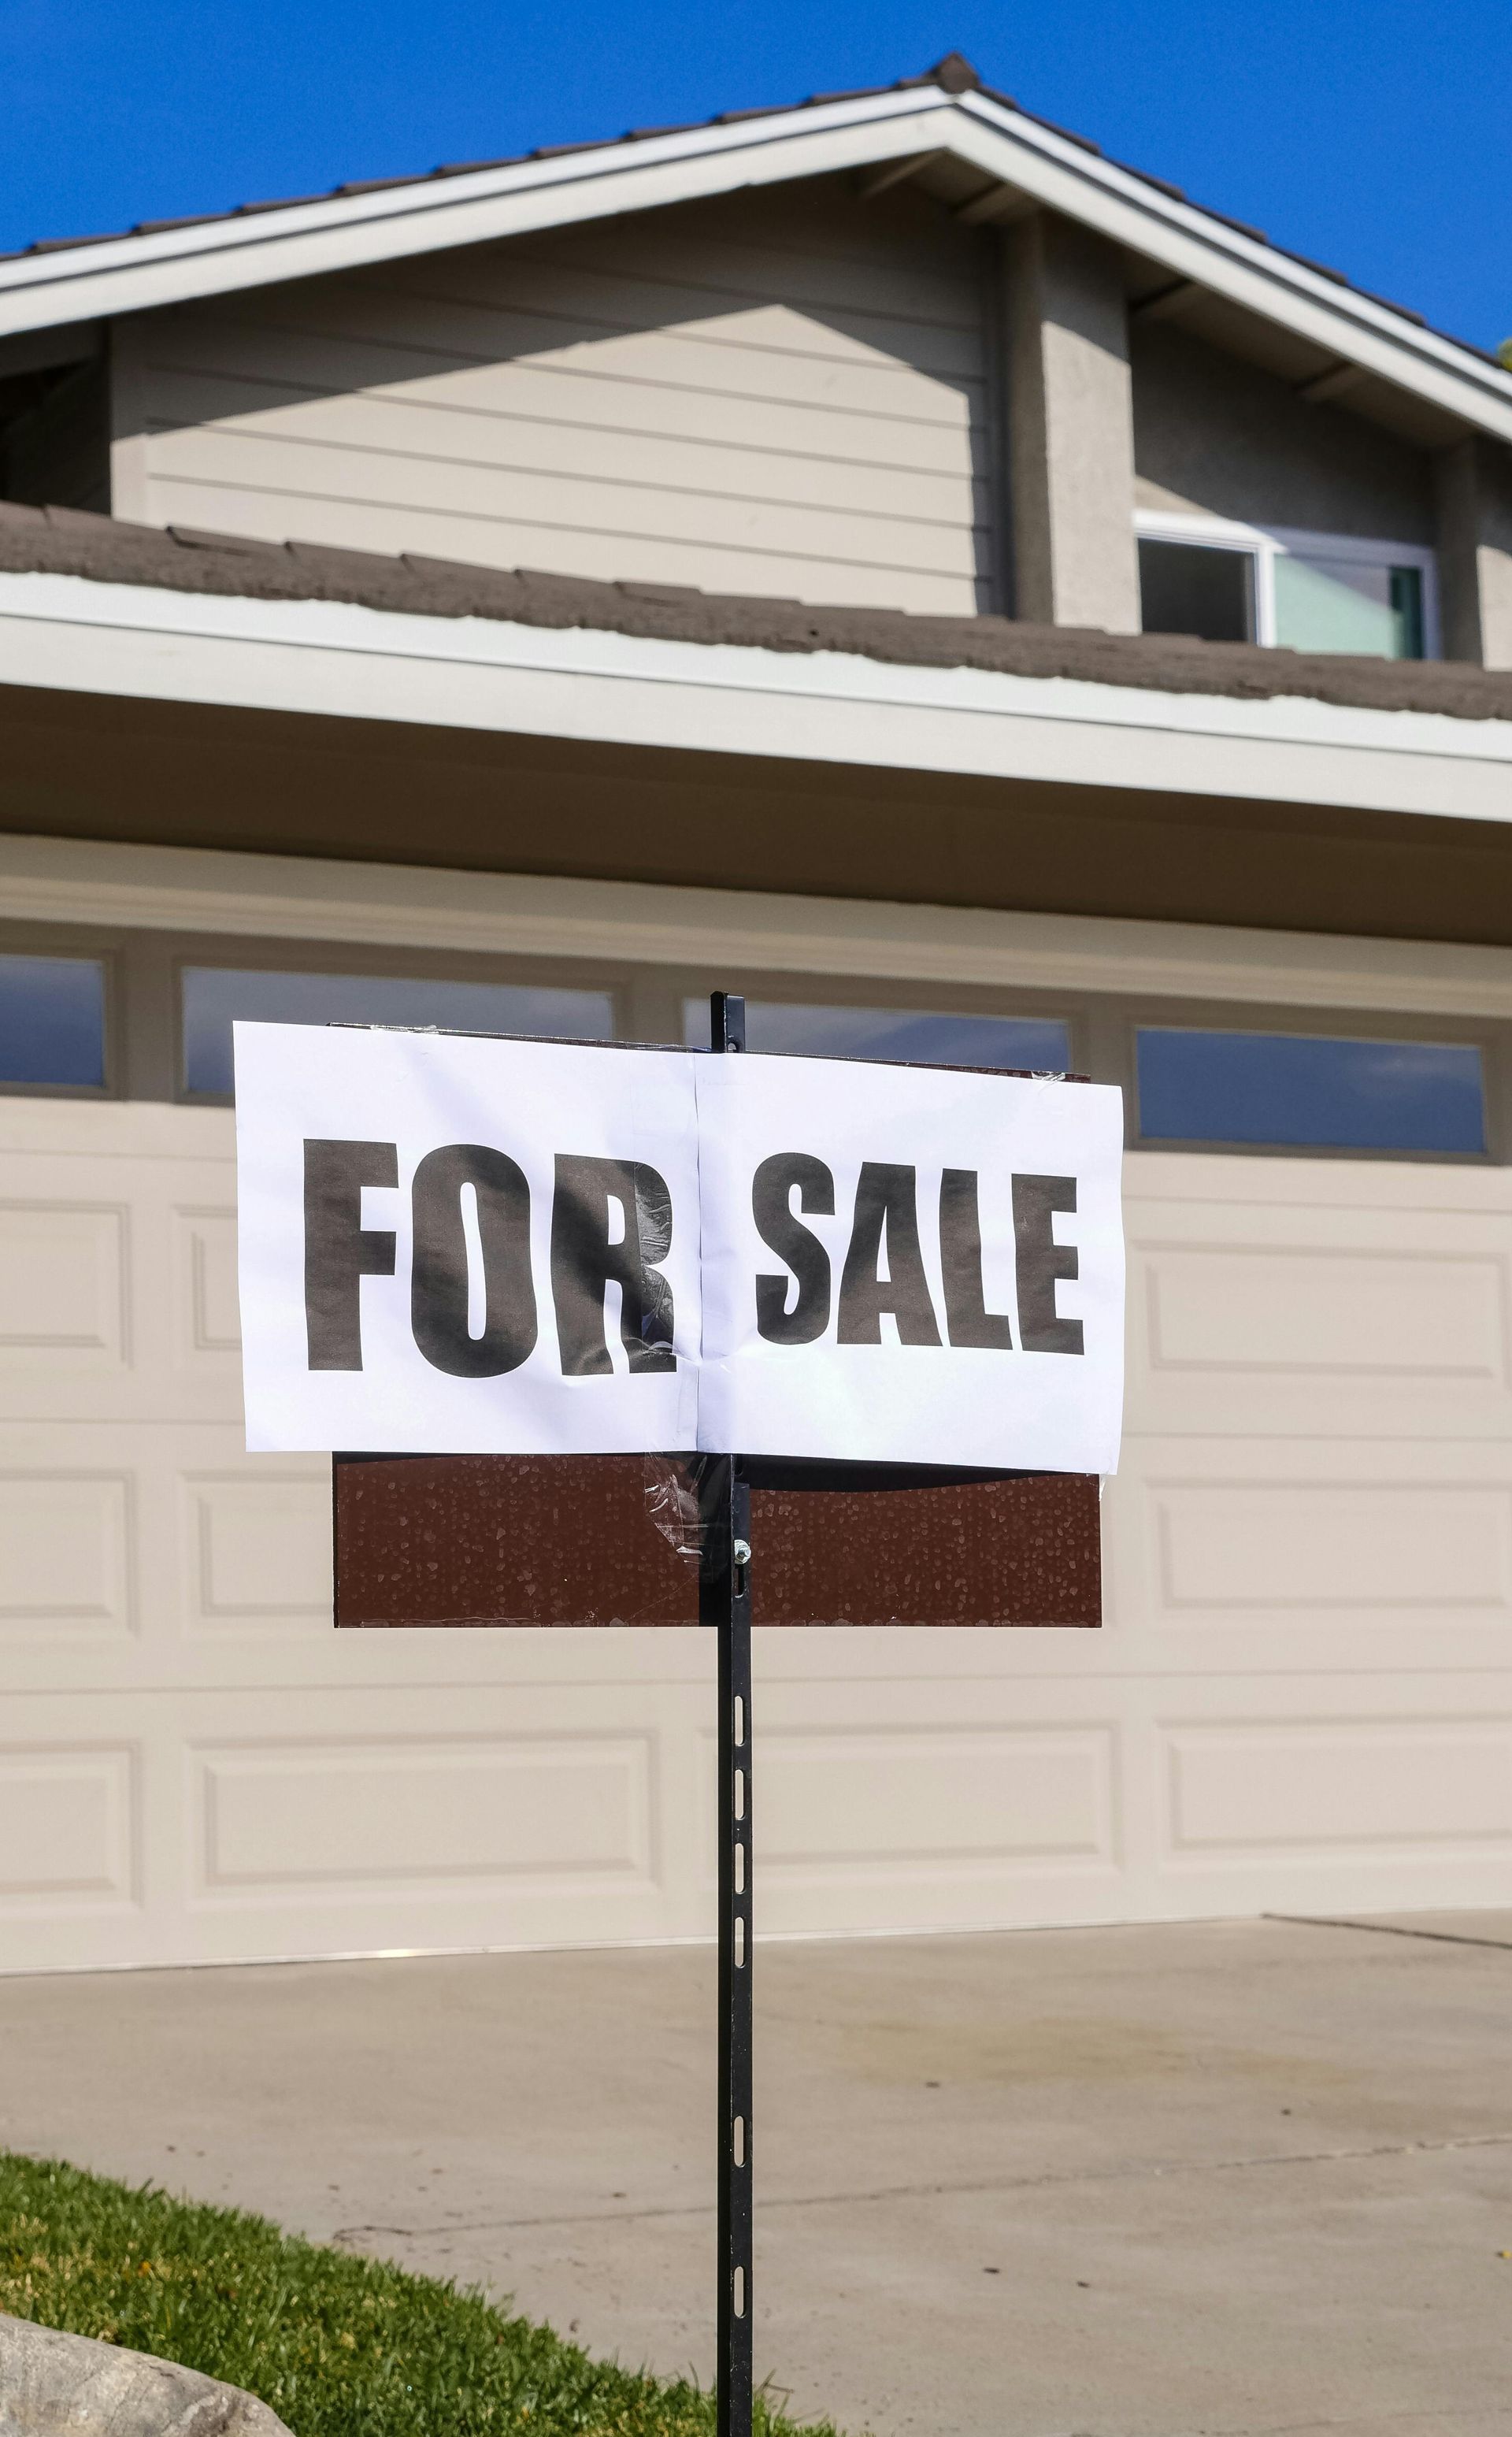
[131,176,998,613]
[143,425,987,579]
[135,482,984,612]
[145,304,980,450]
[141,371,991,532]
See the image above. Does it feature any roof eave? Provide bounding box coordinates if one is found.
[0,87,954,332]
[2,566,1510,837]
[1,81,1507,447]
[942,97,1512,446]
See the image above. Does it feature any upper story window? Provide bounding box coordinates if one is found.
[1137,513,1436,660]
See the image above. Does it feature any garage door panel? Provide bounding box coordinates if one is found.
[193,1731,656,1896]
[1138,1239,1507,1381]
[0,1469,136,1641]
[743,1726,1117,1872]
[1127,1200,1512,1437]
[0,1416,716,1696]
[1110,1438,1512,1674]
[0,1423,329,1690]
[0,1135,240,1423]
[0,1740,139,1911]
[1161,1717,1512,1857]
[0,1426,170,1688]
[171,1204,242,1371]
[0,1199,130,1380]
[183,1469,332,1630]
[1152,1481,1512,1615]
[736,1674,1129,1934]
[0,1682,707,1969]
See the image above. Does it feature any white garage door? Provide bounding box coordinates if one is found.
[4,1094,1512,1974]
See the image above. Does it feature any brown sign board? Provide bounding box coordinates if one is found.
[333,1453,1101,1629]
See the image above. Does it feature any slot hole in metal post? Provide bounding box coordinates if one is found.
[734,1842,745,1894]
[734,1695,745,1746]
[733,2115,746,2168]
[734,1770,746,1821]
[732,2265,746,2320]
[734,1916,746,1968]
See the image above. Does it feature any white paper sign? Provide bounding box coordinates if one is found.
[695,1048,1124,1474]
[235,1022,1124,1471]
[235,1025,702,1456]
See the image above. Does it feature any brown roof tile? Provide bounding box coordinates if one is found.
[2,498,1509,727]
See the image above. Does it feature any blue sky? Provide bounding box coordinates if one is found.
[2,0,1507,352]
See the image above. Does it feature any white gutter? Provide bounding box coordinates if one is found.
[0,569,1508,827]
[0,85,1508,447]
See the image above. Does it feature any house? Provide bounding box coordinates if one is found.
[2,57,1511,1975]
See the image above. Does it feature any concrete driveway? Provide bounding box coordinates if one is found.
[1,1913,1509,2437]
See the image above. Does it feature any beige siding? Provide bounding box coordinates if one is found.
[123,176,997,614]
[1132,319,1434,541]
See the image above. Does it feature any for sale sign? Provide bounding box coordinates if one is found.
[235,1024,1125,1472]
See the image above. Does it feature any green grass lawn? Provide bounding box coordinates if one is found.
[0,2153,843,2437]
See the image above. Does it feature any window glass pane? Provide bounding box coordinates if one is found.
[0,955,106,1087]
[684,997,1072,1070]
[183,968,616,1096]
[1138,539,1255,644]
[1390,566,1425,659]
[1137,1028,1484,1152]
[1273,552,1425,658]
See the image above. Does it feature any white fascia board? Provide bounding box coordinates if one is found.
[0,91,949,335]
[943,99,1512,447]
[1,569,1510,829]
[0,84,1509,447]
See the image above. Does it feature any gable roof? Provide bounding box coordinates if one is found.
[2,56,1510,450]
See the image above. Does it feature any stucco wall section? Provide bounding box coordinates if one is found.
[1005,214,1140,633]
[1132,320,1433,542]
[1436,436,1512,669]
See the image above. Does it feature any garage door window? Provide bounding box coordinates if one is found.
[1136,1028,1486,1154]
[684,998,1072,1070]
[183,968,616,1096]
[0,953,106,1089]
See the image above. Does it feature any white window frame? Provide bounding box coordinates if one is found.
[1134,510,1441,658]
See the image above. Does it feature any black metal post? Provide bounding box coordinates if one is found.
[705,990,753,2437]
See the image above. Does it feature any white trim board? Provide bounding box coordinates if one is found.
[9,831,1512,1023]
[0,84,1509,448]
[2,570,1510,828]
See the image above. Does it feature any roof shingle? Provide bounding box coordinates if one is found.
[2,498,1508,726]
